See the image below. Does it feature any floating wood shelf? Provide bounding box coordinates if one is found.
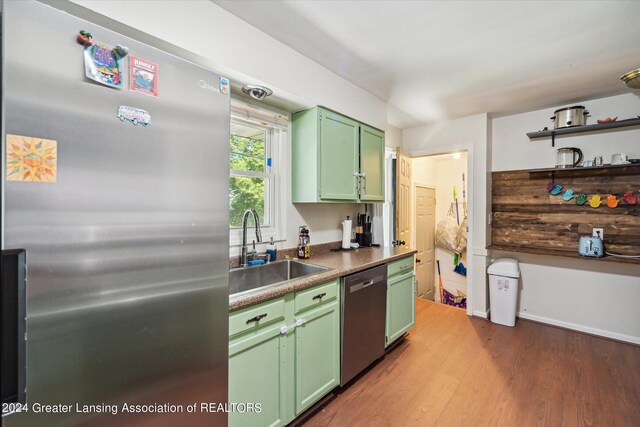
[487,244,640,265]
[528,163,640,178]
[526,117,640,147]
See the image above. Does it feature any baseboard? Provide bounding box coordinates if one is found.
[472,309,489,319]
[516,311,640,345]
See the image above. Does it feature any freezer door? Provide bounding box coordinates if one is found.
[2,1,229,425]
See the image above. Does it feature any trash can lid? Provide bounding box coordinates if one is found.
[487,258,520,278]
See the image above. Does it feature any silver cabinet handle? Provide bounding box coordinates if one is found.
[246,313,267,324]
[400,265,412,270]
[362,279,374,288]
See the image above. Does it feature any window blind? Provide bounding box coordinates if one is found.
[230,98,290,130]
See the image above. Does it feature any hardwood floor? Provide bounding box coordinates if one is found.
[301,299,640,426]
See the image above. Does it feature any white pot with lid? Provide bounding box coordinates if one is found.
[551,105,589,129]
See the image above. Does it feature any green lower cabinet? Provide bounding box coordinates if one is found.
[386,270,416,347]
[228,297,290,427]
[229,325,288,427]
[229,280,340,426]
[294,301,340,415]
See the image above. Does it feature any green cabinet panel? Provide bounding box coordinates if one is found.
[359,125,385,202]
[386,258,416,347]
[229,324,288,427]
[229,280,340,426]
[295,301,340,414]
[292,106,384,203]
[229,296,291,427]
[319,110,359,200]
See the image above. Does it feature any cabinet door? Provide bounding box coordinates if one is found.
[359,125,385,202]
[294,301,340,415]
[386,271,416,347]
[318,109,359,201]
[229,326,288,427]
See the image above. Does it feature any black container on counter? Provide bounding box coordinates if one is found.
[356,232,372,247]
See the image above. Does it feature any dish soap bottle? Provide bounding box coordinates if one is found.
[298,226,310,259]
[266,237,277,262]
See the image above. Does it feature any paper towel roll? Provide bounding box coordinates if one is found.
[341,219,352,249]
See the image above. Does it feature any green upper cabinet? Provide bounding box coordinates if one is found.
[292,106,385,203]
[359,125,385,202]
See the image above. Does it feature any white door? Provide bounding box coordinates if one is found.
[415,186,436,300]
[395,148,412,248]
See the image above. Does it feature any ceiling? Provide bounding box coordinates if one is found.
[213,0,640,128]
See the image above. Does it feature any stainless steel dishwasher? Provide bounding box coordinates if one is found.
[341,264,388,386]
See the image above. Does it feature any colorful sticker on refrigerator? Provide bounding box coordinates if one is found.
[130,56,159,97]
[6,134,57,183]
[117,106,152,127]
[83,41,124,88]
[220,76,230,95]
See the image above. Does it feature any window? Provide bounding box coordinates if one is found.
[229,99,289,246]
[229,121,271,228]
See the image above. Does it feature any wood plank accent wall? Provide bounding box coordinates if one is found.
[491,168,640,258]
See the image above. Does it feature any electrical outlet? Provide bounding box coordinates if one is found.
[592,228,604,239]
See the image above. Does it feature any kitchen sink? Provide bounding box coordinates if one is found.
[229,260,330,296]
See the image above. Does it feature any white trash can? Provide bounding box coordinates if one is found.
[488,258,520,327]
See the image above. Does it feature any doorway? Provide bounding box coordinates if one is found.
[412,152,469,309]
[415,186,435,300]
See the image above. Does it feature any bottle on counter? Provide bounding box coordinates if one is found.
[298,225,310,259]
[266,237,277,262]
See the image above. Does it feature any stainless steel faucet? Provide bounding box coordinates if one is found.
[240,208,262,267]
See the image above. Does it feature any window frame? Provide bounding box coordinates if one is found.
[229,102,288,247]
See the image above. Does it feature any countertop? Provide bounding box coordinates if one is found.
[229,246,417,310]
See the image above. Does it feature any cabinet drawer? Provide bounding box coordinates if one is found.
[388,270,415,286]
[229,298,286,337]
[294,280,339,314]
[387,256,414,277]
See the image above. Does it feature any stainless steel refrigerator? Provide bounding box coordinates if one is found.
[1,1,229,425]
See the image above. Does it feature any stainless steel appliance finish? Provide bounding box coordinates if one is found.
[229,260,329,295]
[556,147,583,168]
[551,105,589,128]
[2,1,229,425]
[340,264,387,386]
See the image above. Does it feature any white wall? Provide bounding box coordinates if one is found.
[385,125,402,149]
[403,113,490,316]
[69,0,390,255]
[492,93,640,344]
[492,93,640,171]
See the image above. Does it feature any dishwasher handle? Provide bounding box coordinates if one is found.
[348,274,385,293]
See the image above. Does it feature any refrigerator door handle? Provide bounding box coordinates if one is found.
[1,249,27,410]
